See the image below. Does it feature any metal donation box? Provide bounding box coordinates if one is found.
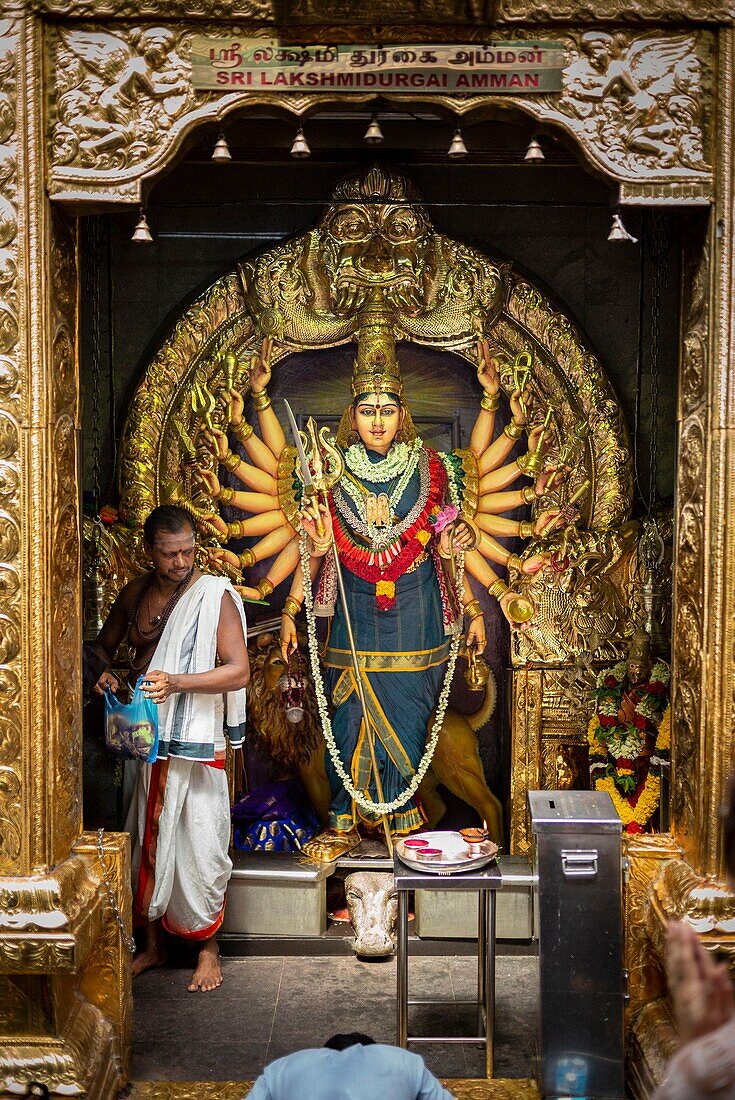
[529,790,624,1100]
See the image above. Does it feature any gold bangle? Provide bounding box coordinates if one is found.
[281,610,296,625]
[488,579,510,601]
[222,450,240,472]
[257,578,274,599]
[283,595,302,618]
[309,536,331,553]
[218,486,235,505]
[233,421,254,443]
[481,392,499,412]
[238,549,255,569]
[522,486,536,505]
[503,420,524,440]
[252,390,272,412]
[519,521,535,539]
[506,553,523,572]
[516,453,534,476]
[464,598,483,621]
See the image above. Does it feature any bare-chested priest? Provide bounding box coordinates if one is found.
[91,505,249,992]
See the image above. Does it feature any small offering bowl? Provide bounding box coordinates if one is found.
[415,847,443,862]
[404,837,429,850]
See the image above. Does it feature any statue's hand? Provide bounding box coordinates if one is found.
[499,590,533,632]
[466,614,487,652]
[527,425,545,454]
[248,336,273,395]
[520,553,548,575]
[204,428,229,462]
[202,513,230,539]
[208,545,240,570]
[534,467,564,497]
[229,388,245,427]
[280,617,298,662]
[510,386,532,426]
[300,498,332,555]
[451,518,479,552]
[195,466,221,499]
[535,504,580,537]
[476,338,500,396]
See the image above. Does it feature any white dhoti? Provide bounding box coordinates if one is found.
[127,756,232,938]
[125,574,248,939]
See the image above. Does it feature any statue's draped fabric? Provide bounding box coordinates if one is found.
[322,447,457,834]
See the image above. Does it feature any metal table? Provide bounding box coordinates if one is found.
[394,852,502,1078]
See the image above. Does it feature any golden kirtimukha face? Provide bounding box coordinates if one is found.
[320,200,432,316]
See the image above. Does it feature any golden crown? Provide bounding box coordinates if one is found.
[351,312,403,401]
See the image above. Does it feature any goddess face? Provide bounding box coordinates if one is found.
[350,393,404,456]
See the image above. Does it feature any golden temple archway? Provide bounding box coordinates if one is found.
[0,6,733,1098]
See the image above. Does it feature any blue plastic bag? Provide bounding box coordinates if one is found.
[104,677,159,763]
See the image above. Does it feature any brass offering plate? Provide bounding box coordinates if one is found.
[396,830,499,875]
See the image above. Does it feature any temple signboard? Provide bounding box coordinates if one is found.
[191,40,566,93]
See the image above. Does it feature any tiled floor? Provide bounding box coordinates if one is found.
[132,953,538,1083]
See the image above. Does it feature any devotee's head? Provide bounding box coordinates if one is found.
[143,505,197,583]
[323,1033,376,1051]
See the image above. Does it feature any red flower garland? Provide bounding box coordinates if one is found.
[329,449,447,610]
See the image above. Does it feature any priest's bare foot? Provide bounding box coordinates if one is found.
[132,918,166,977]
[188,937,222,992]
[132,945,167,977]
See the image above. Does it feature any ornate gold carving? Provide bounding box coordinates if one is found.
[649,859,735,963]
[51,26,193,172]
[623,835,680,1023]
[0,16,23,878]
[50,207,82,865]
[628,996,678,1100]
[46,30,714,203]
[0,850,104,973]
[671,217,709,852]
[536,30,713,182]
[119,168,632,581]
[128,1082,539,1099]
[509,669,543,855]
[76,832,133,1083]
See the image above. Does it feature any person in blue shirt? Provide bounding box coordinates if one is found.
[247,1033,454,1100]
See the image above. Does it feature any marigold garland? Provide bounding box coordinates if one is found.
[328,449,446,611]
[588,658,671,833]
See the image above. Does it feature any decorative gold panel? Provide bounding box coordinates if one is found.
[0,15,23,877]
[45,25,714,205]
[128,1081,540,1099]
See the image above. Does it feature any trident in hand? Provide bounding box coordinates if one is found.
[283,400,394,854]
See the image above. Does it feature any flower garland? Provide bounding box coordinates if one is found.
[329,449,446,611]
[298,531,464,816]
[344,440,418,482]
[588,658,671,833]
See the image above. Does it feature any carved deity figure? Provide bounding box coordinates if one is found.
[188,168,579,841]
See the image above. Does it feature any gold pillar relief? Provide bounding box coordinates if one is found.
[0,13,131,1097]
[0,2,730,1095]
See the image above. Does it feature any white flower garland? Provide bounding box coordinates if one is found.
[299,531,464,816]
[345,439,420,483]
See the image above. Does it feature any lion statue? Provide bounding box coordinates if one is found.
[247,632,503,844]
